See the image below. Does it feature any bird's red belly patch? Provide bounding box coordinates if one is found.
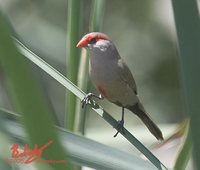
[97,85,107,97]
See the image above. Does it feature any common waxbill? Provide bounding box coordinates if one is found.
[77,32,163,140]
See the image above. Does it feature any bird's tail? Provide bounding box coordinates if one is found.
[128,102,164,141]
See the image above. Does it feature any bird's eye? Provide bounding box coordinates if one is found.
[89,38,97,44]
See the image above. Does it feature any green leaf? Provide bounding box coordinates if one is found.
[0,108,157,170]
[0,12,69,170]
[172,0,200,169]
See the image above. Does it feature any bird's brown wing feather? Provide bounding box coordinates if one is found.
[117,59,137,94]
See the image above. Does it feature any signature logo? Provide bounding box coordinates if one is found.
[4,140,67,164]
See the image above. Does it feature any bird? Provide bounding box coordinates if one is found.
[76,32,163,140]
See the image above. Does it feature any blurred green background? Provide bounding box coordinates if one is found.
[0,0,183,129]
[0,0,192,169]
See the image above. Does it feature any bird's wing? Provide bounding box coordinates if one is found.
[117,59,137,94]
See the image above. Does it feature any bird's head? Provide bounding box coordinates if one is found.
[76,32,111,49]
[77,32,119,59]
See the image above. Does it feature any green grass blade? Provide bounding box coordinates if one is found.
[14,38,168,170]
[74,50,89,134]
[90,0,106,32]
[0,108,158,170]
[172,0,200,169]
[66,0,82,131]
[0,13,69,170]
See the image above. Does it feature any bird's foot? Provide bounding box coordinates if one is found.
[81,93,104,108]
[81,93,94,108]
[113,119,125,137]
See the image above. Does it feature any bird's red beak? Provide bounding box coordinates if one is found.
[76,38,88,48]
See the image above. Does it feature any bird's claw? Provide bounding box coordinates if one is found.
[81,93,94,108]
[113,120,125,137]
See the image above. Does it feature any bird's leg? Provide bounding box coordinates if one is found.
[81,93,104,108]
[113,107,125,137]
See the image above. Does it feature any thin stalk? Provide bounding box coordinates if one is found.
[74,49,89,133]
[90,0,106,32]
[66,0,82,131]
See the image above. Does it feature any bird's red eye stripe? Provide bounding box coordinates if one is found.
[88,36,108,43]
[76,35,108,47]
